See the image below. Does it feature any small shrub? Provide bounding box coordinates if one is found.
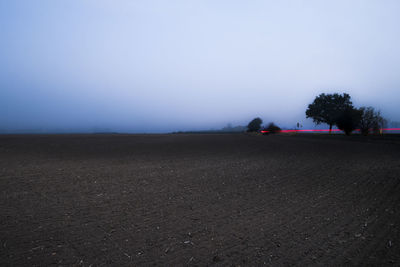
[263,122,281,134]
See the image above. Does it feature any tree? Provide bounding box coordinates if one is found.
[335,107,362,135]
[263,122,281,134]
[306,93,353,133]
[358,107,376,135]
[247,117,263,132]
[372,110,387,135]
[358,107,387,135]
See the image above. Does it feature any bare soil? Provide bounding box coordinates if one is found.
[1,134,399,266]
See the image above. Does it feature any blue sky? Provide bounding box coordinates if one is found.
[1,0,399,133]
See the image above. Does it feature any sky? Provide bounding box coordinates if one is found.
[1,0,399,133]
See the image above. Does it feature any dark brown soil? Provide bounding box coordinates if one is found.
[1,134,399,266]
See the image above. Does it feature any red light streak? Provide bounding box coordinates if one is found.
[260,128,400,134]
[384,128,400,131]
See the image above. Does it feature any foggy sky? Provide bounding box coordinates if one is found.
[1,0,399,133]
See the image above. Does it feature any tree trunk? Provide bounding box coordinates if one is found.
[329,124,332,134]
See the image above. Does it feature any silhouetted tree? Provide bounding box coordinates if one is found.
[306,93,353,133]
[247,117,263,132]
[358,106,386,135]
[372,111,387,135]
[336,107,362,135]
[263,122,281,134]
[358,107,375,135]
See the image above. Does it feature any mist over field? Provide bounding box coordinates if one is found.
[1,0,400,133]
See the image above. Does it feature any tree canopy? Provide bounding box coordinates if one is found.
[306,93,353,132]
[335,107,362,135]
[247,117,263,132]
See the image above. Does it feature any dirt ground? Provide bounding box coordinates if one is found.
[0,133,399,266]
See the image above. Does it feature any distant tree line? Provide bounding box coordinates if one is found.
[305,93,387,135]
[246,118,281,134]
[245,92,387,136]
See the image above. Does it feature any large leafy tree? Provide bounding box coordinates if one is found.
[247,117,263,132]
[306,93,353,133]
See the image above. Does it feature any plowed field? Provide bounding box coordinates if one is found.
[1,134,399,266]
